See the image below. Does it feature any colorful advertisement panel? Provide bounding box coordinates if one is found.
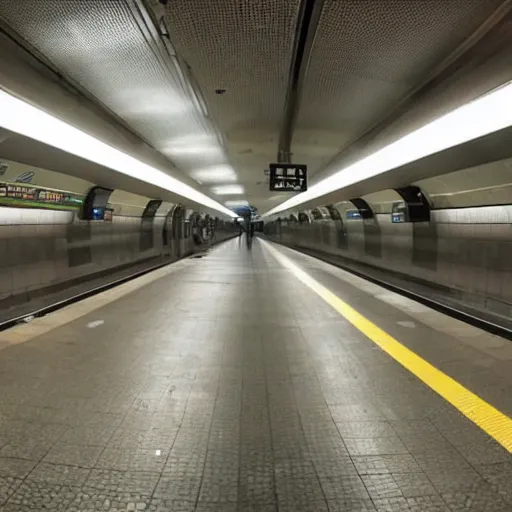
[0,182,84,211]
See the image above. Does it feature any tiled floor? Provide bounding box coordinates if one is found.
[0,237,510,511]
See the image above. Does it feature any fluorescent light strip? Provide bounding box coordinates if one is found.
[191,165,237,183]
[0,89,236,218]
[264,82,512,217]
[164,145,222,156]
[225,200,249,207]
[211,184,245,195]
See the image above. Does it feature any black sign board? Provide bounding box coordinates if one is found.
[269,163,307,192]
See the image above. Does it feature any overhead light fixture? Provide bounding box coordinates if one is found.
[162,134,223,156]
[164,144,222,156]
[190,165,237,183]
[117,88,188,117]
[225,200,249,207]
[211,184,245,195]
[264,81,512,217]
[0,89,236,218]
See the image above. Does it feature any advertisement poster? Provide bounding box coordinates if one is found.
[0,182,84,211]
[0,159,89,212]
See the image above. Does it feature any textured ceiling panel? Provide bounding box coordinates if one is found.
[162,0,300,136]
[297,0,506,164]
[160,0,301,211]
[0,0,231,182]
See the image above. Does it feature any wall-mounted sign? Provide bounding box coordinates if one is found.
[269,163,307,192]
[0,181,84,210]
[391,201,407,223]
[0,162,8,176]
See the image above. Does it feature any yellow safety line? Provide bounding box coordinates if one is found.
[261,239,512,452]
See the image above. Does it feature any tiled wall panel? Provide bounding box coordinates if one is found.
[0,207,237,306]
[267,204,512,319]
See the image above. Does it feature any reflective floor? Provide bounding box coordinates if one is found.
[0,237,510,511]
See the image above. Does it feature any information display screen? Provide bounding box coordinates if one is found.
[0,182,84,210]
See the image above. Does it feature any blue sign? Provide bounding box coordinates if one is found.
[346,210,361,219]
[232,204,258,217]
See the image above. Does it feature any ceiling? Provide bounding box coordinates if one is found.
[0,0,509,213]
[295,0,508,173]
[159,0,507,212]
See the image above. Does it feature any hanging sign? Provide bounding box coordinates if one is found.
[269,163,307,192]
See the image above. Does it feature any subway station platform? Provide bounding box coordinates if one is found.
[0,237,511,512]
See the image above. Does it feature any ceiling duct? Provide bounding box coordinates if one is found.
[277,0,325,163]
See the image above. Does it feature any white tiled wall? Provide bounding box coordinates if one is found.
[270,204,512,318]
[0,209,155,302]
[0,206,238,305]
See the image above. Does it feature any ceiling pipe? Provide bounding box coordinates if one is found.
[277,0,325,163]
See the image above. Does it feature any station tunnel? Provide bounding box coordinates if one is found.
[0,1,511,511]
